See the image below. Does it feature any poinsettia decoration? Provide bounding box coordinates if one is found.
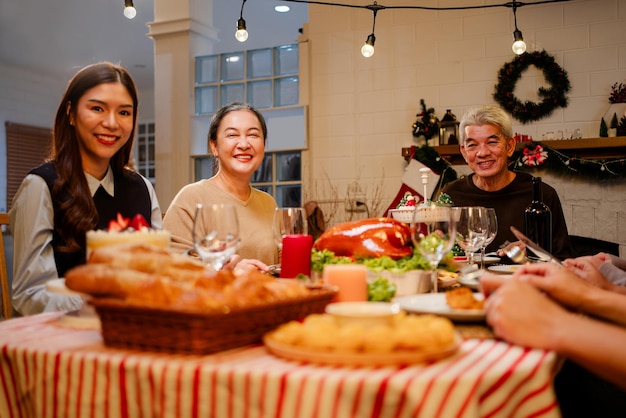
[522,144,548,167]
[108,213,150,232]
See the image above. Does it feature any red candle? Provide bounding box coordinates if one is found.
[280,234,313,278]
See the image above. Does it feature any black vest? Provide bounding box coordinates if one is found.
[30,162,152,277]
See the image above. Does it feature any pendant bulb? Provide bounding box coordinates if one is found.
[235,18,248,42]
[361,34,376,58]
[512,29,526,55]
[123,0,136,19]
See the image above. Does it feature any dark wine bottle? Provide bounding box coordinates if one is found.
[524,177,552,253]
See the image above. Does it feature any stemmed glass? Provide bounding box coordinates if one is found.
[455,206,488,268]
[412,205,457,293]
[192,203,241,271]
[479,208,498,269]
[273,207,308,250]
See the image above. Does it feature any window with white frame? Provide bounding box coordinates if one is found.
[193,44,304,206]
[134,122,155,186]
[195,44,299,114]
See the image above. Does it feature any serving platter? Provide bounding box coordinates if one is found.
[487,264,522,274]
[393,293,485,322]
[263,332,461,367]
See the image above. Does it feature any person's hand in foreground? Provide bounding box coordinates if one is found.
[483,263,626,326]
[223,254,269,273]
[563,253,618,292]
[483,274,570,350]
[482,266,626,390]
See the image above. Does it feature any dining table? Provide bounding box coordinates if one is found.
[0,311,561,418]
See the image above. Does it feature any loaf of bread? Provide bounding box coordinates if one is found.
[65,243,311,312]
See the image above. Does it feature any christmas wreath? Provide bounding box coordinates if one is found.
[412,99,439,141]
[493,50,571,124]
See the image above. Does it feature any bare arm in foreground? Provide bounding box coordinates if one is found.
[482,268,626,390]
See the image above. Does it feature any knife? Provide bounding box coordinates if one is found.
[510,226,562,266]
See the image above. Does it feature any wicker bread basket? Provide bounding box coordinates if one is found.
[90,286,337,355]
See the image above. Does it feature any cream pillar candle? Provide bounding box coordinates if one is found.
[322,264,368,302]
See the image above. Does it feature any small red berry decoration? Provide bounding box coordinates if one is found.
[107,213,149,232]
[129,214,150,230]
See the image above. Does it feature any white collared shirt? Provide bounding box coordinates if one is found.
[8,167,162,316]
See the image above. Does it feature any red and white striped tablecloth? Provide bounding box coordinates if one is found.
[0,312,560,418]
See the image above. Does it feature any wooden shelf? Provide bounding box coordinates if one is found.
[403,137,626,165]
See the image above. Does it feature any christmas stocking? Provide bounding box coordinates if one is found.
[384,159,440,215]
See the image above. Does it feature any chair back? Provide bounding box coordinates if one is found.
[0,213,11,320]
[304,201,326,242]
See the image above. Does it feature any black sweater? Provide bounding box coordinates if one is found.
[442,171,572,260]
[30,162,152,277]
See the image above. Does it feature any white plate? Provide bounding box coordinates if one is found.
[46,279,101,329]
[457,276,480,290]
[393,293,485,322]
[453,255,500,265]
[487,264,522,274]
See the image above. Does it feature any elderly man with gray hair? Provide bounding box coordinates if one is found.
[441,104,572,260]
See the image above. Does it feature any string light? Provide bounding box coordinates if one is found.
[235,0,249,42]
[361,2,383,58]
[361,34,376,58]
[511,1,527,55]
[511,143,626,179]
[237,0,571,56]
[123,0,136,19]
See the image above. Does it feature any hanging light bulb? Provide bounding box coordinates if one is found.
[123,0,136,19]
[512,30,526,55]
[235,18,248,42]
[235,0,249,42]
[511,2,526,55]
[361,34,376,58]
[361,2,383,58]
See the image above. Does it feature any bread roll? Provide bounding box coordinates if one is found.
[64,243,311,312]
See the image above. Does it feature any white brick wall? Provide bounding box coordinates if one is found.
[304,0,626,256]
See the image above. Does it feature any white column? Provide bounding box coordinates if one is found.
[148,0,217,209]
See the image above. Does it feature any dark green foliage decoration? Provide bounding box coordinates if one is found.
[412,143,626,182]
[493,50,571,124]
[511,141,626,180]
[619,116,626,136]
[610,113,619,129]
[600,118,608,137]
[412,99,440,142]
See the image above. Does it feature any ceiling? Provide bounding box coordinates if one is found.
[0,0,308,92]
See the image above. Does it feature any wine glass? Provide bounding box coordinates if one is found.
[192,203,240,271]
[273,207,308,250]
[479,208,498,269]
[454,206,488,268]
[412,205,457,293]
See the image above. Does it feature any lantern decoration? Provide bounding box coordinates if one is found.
[438,109,459,145]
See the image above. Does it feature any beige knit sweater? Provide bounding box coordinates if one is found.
[162,179,279,265]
